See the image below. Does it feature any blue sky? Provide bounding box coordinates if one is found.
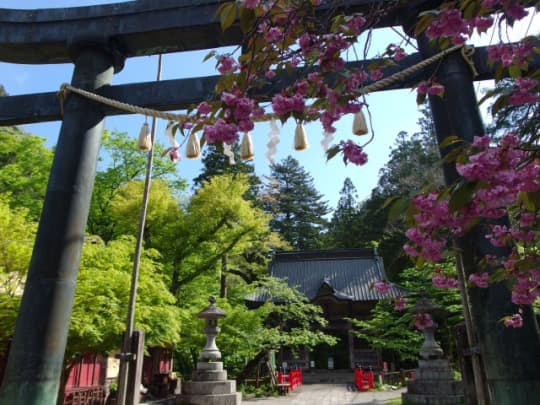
[2,1,535,209]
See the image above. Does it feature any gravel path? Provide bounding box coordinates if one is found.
[243,384,405,404]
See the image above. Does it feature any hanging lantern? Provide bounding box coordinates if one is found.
[352,110,368,136]
[186,132,201,159]
[294,122,308,151]
[240,132,254,160]
[137,122,152,151]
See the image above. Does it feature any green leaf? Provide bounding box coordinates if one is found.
[219,2,237,31]
[449,180,477,212]
[239,7,256,34]
[387,197,410,223]
[508,64,522,78]
[439,135,463,148]
[203,50,217,62]
[441,145,465,164]
[518,191,540,211]
[325,145,340,161]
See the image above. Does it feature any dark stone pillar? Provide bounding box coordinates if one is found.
[0,43,122,404]
[417,36,540,404]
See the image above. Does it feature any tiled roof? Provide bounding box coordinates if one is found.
[248,248,404,302]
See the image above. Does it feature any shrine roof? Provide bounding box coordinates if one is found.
[247,248,404,303]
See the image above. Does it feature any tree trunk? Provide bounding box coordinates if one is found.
[220,254,228,298]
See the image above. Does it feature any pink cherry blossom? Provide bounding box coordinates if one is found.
[203,119,239,145]
[503,313,523,328]
[217,55,238,74]
[432,270,459,289]
[469,272,489,288]
[168,148,180,163]
[394,296,407,311]
[197,101,211,115]
[340,140,368,166]
[414,313,434,331]
[426,8,469,44]
[373,280,392,294]
[240,0,260,9]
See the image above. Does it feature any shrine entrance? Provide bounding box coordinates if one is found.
[1,1,540,405]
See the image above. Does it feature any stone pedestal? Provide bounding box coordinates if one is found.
[177,362,241,405]
[402,359,463,405]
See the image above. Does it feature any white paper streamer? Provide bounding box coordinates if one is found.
[165,121,180,148]
[265,118,280,164]
[223,143,236,165]
[320,130,334,152]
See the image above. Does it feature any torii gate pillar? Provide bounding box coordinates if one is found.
[417,35,540,404]
[0,42,123,405]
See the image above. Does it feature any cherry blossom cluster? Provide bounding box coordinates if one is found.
[432,267,459,289]
[404,132,540,324]
[414,313,434,331]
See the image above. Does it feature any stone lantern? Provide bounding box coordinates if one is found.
[411,293,445,360]
[198,296,227,362]
[178,296,242,404]
[402,291,464,404]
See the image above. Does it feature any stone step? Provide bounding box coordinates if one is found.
[402,393,464,404]
[176,392,241,405]
[406,380,463,396]
[182,380,236,396]
[191,370,228,381]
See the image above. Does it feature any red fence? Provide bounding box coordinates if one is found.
[66,353,106,390]
[277,369,303,393]
[354,368,374,391]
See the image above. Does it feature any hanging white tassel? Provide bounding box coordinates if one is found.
[320,131,334,152]
[266,118,280,164]
[294,122,308,151]
[137,122,152,151]
[223,143,236,165]
[240,132,254,160]
[352,110,368,136]
[186,132,201,159]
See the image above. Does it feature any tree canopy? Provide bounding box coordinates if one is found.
[263,156,329,250]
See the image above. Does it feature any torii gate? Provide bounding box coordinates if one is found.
[0,1,539,404]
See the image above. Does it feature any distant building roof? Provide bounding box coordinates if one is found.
[247,248,404,303]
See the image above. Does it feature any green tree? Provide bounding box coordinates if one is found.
[326,177,361,248]
[263,156,329,250]
[168,174,275,297]
[0,128,53,219]
[350,261,462,364]
[0,195,37,354]
[192,143,261,203]
[173,277,336,379]
[88,130,184,241]
[68,235,181,358]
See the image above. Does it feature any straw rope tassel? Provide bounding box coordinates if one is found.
[352,110,368,136]
[294,122,308,151]
[186,132,201,159]
[241,132,254,160]
[138,122,152,150]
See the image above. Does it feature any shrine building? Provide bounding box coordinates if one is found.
[247,248,404,371]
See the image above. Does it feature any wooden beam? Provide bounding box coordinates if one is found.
[2,43,538,127]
